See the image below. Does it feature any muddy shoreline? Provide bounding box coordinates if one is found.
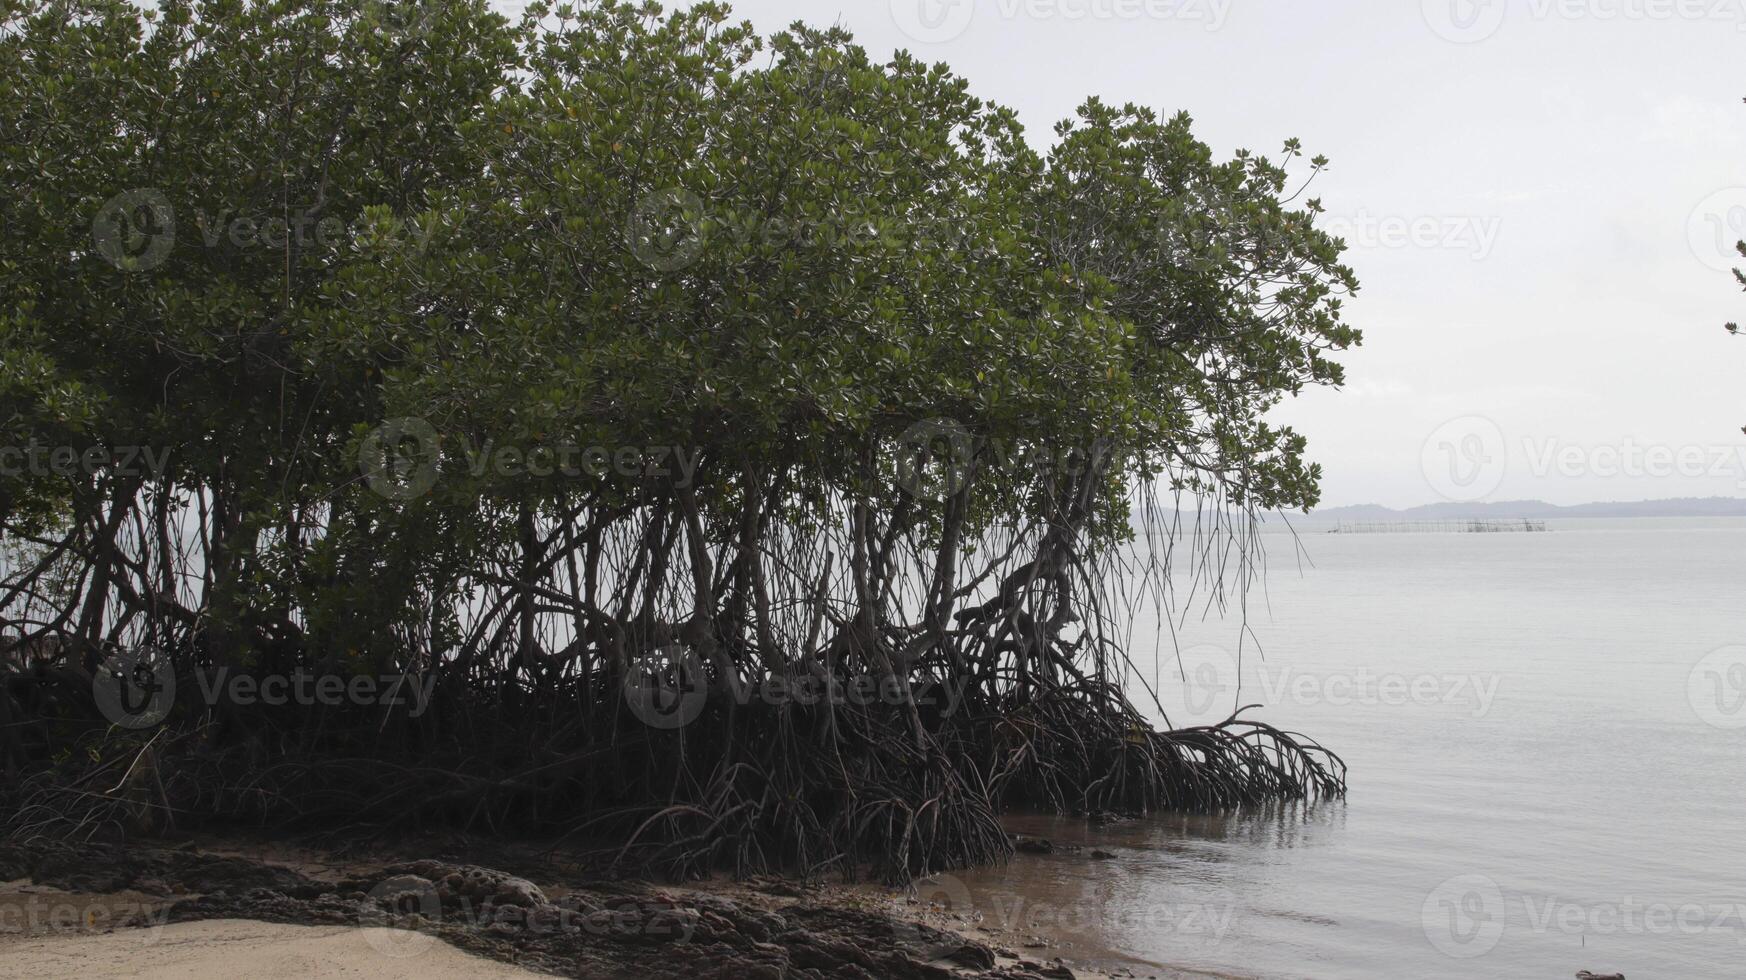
[0,835,1166,980]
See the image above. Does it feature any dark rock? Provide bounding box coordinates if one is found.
[16,840,1065,980]
[0,840,321,898]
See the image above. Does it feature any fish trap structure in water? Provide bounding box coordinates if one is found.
[1329,520,1550,534]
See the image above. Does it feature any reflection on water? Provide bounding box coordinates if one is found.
[938,804,1355,978]
[927,520,1746,980]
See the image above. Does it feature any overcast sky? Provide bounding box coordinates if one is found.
[525,0,1746,508]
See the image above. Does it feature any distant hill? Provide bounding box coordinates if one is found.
[1304,497,1746,522]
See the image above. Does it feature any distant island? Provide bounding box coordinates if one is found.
[1302,497,1746,522]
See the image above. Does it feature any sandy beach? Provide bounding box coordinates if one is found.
[0,919,547,979]
[0,836,1135,980]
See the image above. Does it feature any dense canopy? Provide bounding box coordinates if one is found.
[1,0,1355,879]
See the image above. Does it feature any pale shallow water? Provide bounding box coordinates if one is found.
[938,518,1746,979]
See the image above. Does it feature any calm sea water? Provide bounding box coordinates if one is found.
[936,518,1746,979]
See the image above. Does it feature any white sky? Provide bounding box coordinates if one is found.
[533,0,1746,508]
